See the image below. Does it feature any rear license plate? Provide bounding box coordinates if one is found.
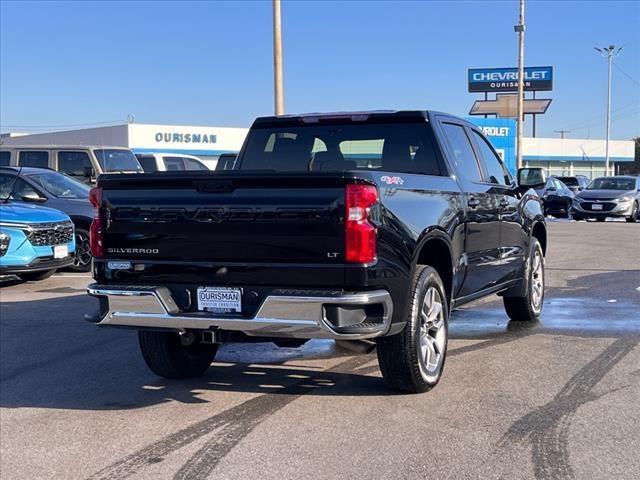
[53,245,68,259]
[197,287,242,313]
[592,204,603,210]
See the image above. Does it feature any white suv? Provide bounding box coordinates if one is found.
[135,153,209,172]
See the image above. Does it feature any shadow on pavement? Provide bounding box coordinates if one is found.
[1,269,638,412]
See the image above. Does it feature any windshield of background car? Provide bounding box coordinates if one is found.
[94,149,143,173]
[586,178,636,191]
[27,172,90,199]
[238,122,443,175]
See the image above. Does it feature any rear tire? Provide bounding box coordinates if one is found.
[377,266,448,393]
[18,269,56,281]
[138,331,218,379]
[503,238,544,322]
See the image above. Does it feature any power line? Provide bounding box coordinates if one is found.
[612,61,640,87]
[557,100,638,131]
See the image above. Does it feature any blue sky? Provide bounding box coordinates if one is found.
[1,0,638,139]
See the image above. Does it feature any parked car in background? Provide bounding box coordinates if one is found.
[135,153,209,172]
[553,175,590,194]
[572,176,640,223]
[0,200,76,281]
[0,167,93,270]
[534,177,574,218]
[0,145,143,183]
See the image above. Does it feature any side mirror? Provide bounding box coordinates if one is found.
[517,167,547,187]
[83,166,95,178]
[21,192,47,204]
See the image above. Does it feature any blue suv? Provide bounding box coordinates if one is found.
[0,202,76,281]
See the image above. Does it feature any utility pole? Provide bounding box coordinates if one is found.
[273,0,284,115]
[515,0,525,170]
[554,129,571,139]
[594,45,622,176]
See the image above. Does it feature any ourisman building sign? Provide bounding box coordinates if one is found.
[154,132,218,144]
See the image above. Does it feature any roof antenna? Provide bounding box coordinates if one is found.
[2,165,24,203]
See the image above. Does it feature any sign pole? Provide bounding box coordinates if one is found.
[515,0,525,170]
[273,0,284,116]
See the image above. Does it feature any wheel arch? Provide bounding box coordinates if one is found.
[69,215,92,231]
[531,221,547,256]
[413,229,454,304]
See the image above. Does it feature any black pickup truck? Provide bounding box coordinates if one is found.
[86,111,546,393]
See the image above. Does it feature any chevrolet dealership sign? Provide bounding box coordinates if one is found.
[468,66,553,92]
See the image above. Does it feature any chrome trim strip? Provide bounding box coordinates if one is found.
[87,286,393,340]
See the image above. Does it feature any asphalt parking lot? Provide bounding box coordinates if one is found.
[1,221,639,480]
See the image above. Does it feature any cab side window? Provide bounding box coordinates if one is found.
[441,123,483,182]
[18,151,49,168]
[136,155,158,172]
[0,174,41,200]
[163,157,186,171]
[471,130,509,186]
[58,151,92,176]
[184,158,208,170]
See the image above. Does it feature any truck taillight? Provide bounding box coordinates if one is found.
[89,187,104,257]
[345,184,378,263]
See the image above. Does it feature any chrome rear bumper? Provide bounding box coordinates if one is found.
[87,284,393,340]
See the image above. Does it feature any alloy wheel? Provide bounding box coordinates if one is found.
[530,249,544,313]
[418,286,446,376]
[73,231,92,269]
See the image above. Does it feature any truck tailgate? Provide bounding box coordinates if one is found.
[99,173,348,266]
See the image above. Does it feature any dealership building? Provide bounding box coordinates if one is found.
[0,123,247,167]
[1,120,634,176]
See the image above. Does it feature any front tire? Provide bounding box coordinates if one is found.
[68,228,92,272]
[138,331,218,379]
[18,269,56,281]
[377,266,448,393]
[503,238,544,322]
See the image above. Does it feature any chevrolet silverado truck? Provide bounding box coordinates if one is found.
[85,111,547,393]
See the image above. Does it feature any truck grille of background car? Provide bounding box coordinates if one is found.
[27,221,74,246]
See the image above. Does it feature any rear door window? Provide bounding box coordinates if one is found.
[440,123,483,182]
[57,151,92,176]
[0,151,10,166]
[18,151,49,168]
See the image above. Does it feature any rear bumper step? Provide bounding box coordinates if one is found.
[86,284,393,340]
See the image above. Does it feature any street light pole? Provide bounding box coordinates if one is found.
[595,45,622,176]
[273,0,285,115]
[515,0,525,170]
